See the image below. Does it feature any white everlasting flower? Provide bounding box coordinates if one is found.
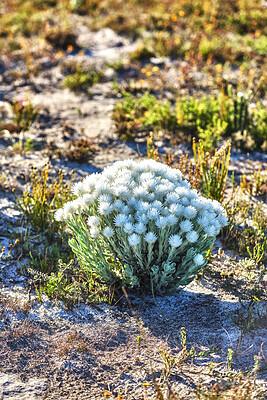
[194,254,205,266]
[186,230,199,243]
[175,187,190,197]
[140,172,155,182]
[87,216,100,227]
[156,184,171,196]
[133,186,149,199]
[143,179,157,191]
[102,227,115,238]
[187,188,198,199]
[122,205,131,215]
[72,181,85,196]
[99,194,112,203]
[190,198,206,211]
[151,200,163,210]
[72,198,84,213]
[169,203,184,216]
[165,169,182,182]
[63,201,77,219]
[124,222,135,234]
[165,193,180,204]
[114,186,129,197]
[180,220,193,232]
[128,215,135,223]
[113,199,124,211]
[183,205,197,219]
[137,213,149,224]
[147,193,156,202]
[82,194,94,206]
[98,202,113,215]
[219,215,229,227]
[161,207,170,217]
[138,201,151,213]
[211,200,224,214]
[135,223,147,234]
[197,216,210,227]
[128,233,141,246]
[95,181,112,195]
[167,214,178,226]
[155,216,169,228]
[169,235,182,248]
[204,226,216,237]
[211,219,221,230]
[54,208,64,221]
[90,227,100,238]
[145,232,157,243]
[147,208,160,220]
[114,214,127,227]
[181,197,190,206]
[127,197,138,209]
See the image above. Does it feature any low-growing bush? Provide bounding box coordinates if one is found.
[63,64,103,92]
[55,159,228,294]
[12,98,38,132]
[176,85,267,150]
[113,92,177,141]
[65,137,96,162]
[14,162,74,234]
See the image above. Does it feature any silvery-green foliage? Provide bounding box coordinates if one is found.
[55,159,228,294]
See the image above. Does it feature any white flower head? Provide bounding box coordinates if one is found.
[194,254,205,266]
[186,230,199,243]
[113,199,125,211]
[219,214,229,227]
[72,181,86,196]
[169,234,182,248]
[128,233,141,246]
[98,194,112,203]
[137,213,149,224]
[54,208,64,222]
[138,201,151,213]
[169,203,184,216]
[115,186,129,197]
[82,194,94,207]
[90,227,100,238]
[183,206,197,219]
[165,193,180,204]
[155,216,169,228]
[127,197,138,209]
[147,208,160,220]
[204,226,216,237]
[151,200,163,210]
[98,202,113,215]
[180,220,193,232]
[63,201,77,219]
[181,197,190,206]
[124,222,135,234]
[133,186,149,199]
[145,232,157,243]
[114,214,127,227]
[87,215,100,227]
[122,205,131,215]
[102,227,115,238]
[167,214,178,226]
[135,223,147,234]
[197,216,210,227]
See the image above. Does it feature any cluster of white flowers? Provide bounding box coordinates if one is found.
[56,159,228,293]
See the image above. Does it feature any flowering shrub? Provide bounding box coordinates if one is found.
[55,159,228,294]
